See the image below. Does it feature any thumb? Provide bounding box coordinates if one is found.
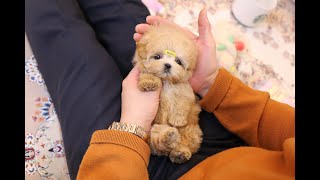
[198,8,213,42]
[124,65,140,87]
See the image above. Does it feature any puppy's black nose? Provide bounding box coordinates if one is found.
[164,63,171,69]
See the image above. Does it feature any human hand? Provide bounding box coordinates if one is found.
[120,66,162,132]
[134,8,219,97]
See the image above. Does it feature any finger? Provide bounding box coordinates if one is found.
[124,65,140,86]
[198,8,214,42]
[147,16,197,39]
[135,24,150,34]
[133,33,143,42]
[128,65,140,81]
[146,15,168,25]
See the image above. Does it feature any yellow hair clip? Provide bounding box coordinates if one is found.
[164,50,176,57]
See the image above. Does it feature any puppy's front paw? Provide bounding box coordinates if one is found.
[138,74,161,92]
[168,116,187,127]
[138,79,159,91]
[169,148,192,164]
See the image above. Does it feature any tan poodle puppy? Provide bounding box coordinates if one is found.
[133,23,203,164]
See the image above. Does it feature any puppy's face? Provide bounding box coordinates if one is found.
[134,24,198,83]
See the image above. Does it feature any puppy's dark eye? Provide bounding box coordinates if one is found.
[175,58,183,66]
[154,54,162,60]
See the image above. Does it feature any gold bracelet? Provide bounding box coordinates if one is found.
[108,122,148,142]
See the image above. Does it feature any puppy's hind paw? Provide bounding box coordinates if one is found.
[161,127,180,148]
[169,148,192,164]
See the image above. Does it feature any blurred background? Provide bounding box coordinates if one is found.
[145,0,295,107]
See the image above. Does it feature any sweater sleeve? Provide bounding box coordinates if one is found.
[199,68,295,150]
[77,130,150,180]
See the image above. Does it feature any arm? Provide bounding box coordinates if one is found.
[78,66,161,179]
[134,9,294,151]
[77,130,150,179]
[199,68,295,150]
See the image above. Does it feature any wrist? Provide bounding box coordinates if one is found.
[120,118,152,132]
[198,69,219,97]
[108,122,149,142]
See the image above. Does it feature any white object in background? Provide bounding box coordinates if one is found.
[232,0,277,27]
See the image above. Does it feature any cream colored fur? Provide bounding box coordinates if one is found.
[133,23,202,163]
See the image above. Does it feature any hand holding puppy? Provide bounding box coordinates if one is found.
[126,8,219,163]
[120,66,162,132]
[133,21,202,163]
[134,8,219,97]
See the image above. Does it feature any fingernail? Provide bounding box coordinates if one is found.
[204,8,209,22]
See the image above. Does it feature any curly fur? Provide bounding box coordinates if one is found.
[133,23,202,163]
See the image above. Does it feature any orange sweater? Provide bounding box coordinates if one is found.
[77,68,295,180]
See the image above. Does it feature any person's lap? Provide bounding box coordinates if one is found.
[25,0,125,179]
[25,0,246,179]
[77,0,150,77]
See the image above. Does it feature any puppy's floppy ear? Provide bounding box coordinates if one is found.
[136,42,147,60]
[132,41,147,70]
[132,26,154,70]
